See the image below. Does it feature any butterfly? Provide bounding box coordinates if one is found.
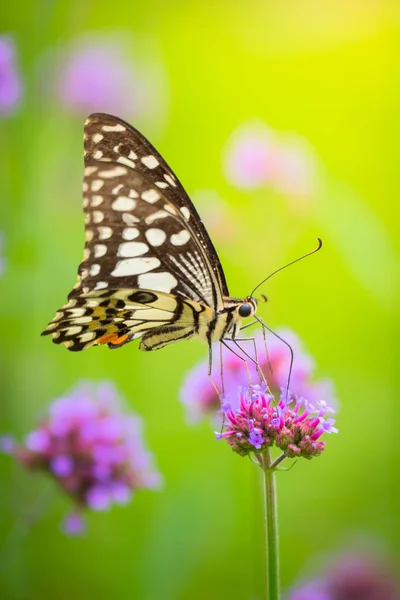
[42,113,260,372]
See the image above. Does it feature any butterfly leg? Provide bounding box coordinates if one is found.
[207,341,225,400]
[221,339,254,390]
[254,316,294,403]
[230,336,270,392]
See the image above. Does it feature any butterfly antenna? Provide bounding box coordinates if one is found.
[250,238,323,297]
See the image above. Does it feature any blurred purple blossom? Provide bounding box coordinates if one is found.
[2,381,161,534]
[216,386,337,459]
[52,32,167,121]
[223,121,318,202]
[0,36,22,115]
[180,329,336,423]
[286,551,400,600]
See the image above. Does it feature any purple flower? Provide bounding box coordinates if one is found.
[61,512,85,536]
[3,381,162,533]
[216,387,337,459]
[286,551,400,600]
[223,121,317,201]
[52,32,167,120]
[180,329,336,423]
[0,36,22,115]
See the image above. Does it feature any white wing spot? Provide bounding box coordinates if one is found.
[99,166,127,179]
[118,241,149,258]
[138,272,178,292]
[83,247,90,260]
[164,205,177,215]
[92,211,104,223]
[93,150,103,159]
[94,281,108,290]
[181,207,190,221]
[91,179,104,191]
[117,156,136,168]
[170,230,191,246]
[145,210,169,225]
[112,184,124,195]
[90,264,101,276]
[98,226,112,240]
[141,155,159,169]
[94,244,107,257]
[122,227,140,240]
[66,326,82,336]
[86,229,94,241]
[93,133,103,143]
[102,124,126,132]
[128,189,139,198]
[91,195,103,207]
[83,197,89,209]
[122,213,140,225]
[164,174,177,187]
[112,197,136,211]
[80,331,96,343]
[155,181,169,189]
[111,257,161,277]
[145,228,166,247]
[142,189,161,204]
[83,182,89,192]
[67,308,86,317]
[85,166,97,176]
[73,316,93,324]
[129,150,137,160]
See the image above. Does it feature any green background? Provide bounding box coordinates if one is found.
[1,1,398,599]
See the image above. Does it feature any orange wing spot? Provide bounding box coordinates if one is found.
[109,334,129,346]
[96,333,119,345]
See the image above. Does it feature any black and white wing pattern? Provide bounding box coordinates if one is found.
[42,113,230,351]
[74,113,228,308]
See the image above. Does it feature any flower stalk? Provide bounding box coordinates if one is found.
[262,448,280,600]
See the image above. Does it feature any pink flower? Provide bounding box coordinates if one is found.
[216,387,337,459]
[223,121,318,201]
[286,550,399,600]
[2,381,161,534]
[50,32,167,121]
[0,36,22,115]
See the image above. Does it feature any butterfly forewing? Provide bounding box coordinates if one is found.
[77,113,229,309]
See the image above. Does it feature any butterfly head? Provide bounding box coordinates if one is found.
[237,296,257,319]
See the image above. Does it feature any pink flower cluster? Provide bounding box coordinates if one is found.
[286,551,399,600]
[0,35,22,115]
[217,387,337,459]
[3,381,161,534]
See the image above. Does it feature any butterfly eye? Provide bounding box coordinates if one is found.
[238,303,252,318]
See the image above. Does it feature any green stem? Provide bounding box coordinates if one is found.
[262,448,280,600]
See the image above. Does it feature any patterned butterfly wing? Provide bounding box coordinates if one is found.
[42,113,229,351]
[74,113,228,307]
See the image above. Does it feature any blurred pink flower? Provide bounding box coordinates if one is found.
[52,32,167,121]
[223,121,318,202]
[2,381,161,534]
[0,35,22,115]
[180,329,336,423]
[286,550,400,600]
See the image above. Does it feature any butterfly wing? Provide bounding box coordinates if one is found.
[42,113,227,350]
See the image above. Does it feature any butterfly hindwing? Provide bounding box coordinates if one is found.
[42,288,198,351]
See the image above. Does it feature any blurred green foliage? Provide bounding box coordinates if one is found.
[0,1,398,599]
